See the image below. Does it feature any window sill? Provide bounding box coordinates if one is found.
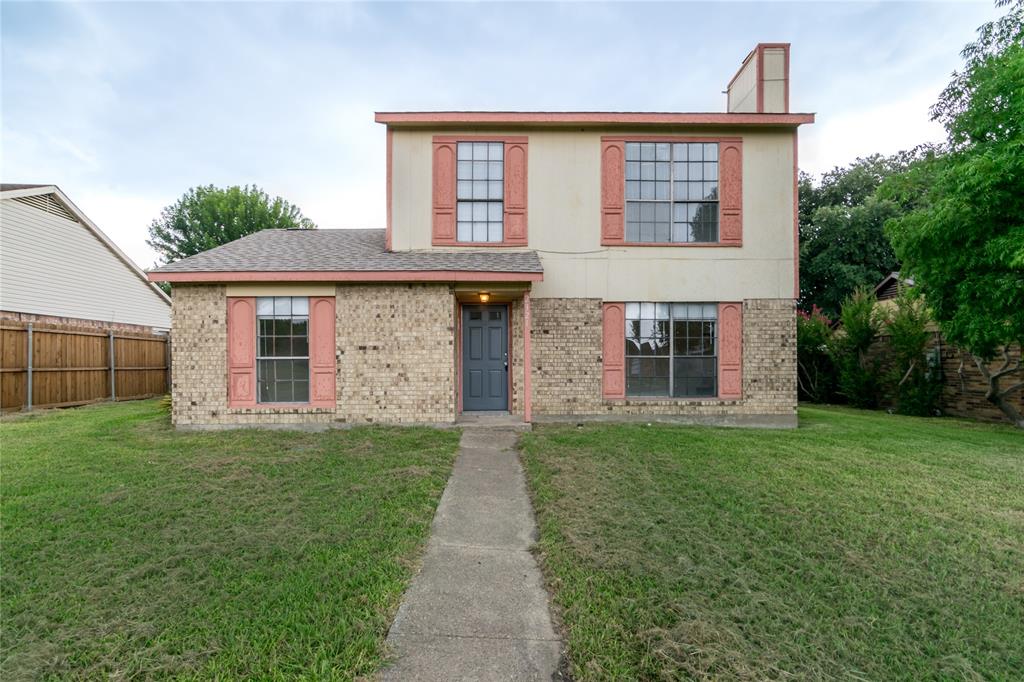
[228,403,334,413]
[433,240,529,248]
[608,396,741,405]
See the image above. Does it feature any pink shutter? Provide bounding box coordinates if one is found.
[503,140,528,245]
[227,297,256,407]
[432,139,457,245]
[719,140,743,246]
[600,140,625,245]
[718,302,743,399]
[602,302,626,398]
[309,296,336,408]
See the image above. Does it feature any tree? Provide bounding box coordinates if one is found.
[796,305,836,403]
[798,154,915,318]
[829,287,882,409]
[880,0,1024,426]
[147,185,315,264]
[881,290,942,417]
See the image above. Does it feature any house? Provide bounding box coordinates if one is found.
[0,184,170,332]
[149,43,811,429]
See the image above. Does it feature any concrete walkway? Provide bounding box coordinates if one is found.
[381,425,562,681]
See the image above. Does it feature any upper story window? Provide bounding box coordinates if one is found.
[625,142,719,243]
[456,142,504,243]
[256,296,309,403]
[625,302,717,397]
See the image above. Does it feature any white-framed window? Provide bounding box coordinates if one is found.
[456,141,504,242]
[625,142,719,243]
[625,302,718,397]
[256,296,309,403]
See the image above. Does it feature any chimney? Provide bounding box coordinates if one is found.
[726,43,790,113]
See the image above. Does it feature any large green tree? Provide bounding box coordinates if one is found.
[147,185,315,264]
[798,151,933,317]
[880,0,1024,426]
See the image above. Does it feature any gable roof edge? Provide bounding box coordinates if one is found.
[2,185,171,306]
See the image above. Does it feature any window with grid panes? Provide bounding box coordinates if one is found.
[624,142,719,243]
[625,302,718,397]
[456,142,504,242]
[256,297,309,403]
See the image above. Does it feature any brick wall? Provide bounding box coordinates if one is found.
[529,297,797,425]
[171,286,796,428]
[0,310,166,336]
[870,332,1022,424]
[940,344,1023,423]
[509,298,525,417]
[335,284,455,424]
[170,283,456,428]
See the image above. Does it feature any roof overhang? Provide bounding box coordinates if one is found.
[149,270,544,283]
[375,111,814,128]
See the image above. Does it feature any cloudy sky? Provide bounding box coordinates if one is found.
[1,1,998,267]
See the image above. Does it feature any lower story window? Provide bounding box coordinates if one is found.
[257,296,309,403]
[625,302,717,397]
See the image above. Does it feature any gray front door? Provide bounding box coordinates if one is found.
[462,305,508,411]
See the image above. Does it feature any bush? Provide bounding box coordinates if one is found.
[797,306,836,403]
[882,291,942,416]
[830,287,882,408]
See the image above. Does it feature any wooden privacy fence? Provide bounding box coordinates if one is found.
[0,323,170,411]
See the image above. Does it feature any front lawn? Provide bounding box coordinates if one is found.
[1,400,459,679]
[522,407,1024,680]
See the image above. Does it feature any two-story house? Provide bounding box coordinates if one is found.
[151,43,812,429]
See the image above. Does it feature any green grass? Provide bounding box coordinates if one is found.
[521,407,1024,680]
[1,400,459,680]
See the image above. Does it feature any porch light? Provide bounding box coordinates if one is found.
[479,292,490,303]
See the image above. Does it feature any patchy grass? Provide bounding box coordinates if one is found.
[521,406,1024,680]
[1,400,459,680]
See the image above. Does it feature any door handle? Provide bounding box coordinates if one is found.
[504,362,508,371]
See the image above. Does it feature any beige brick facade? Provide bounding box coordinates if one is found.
[171,283,456,428]
[529,297,797,426]
[171,285,796,428]
[334,284,455,424]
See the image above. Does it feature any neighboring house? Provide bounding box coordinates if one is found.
[0,184,171,332]
[871,272,1024,424]
[150,43,811,429]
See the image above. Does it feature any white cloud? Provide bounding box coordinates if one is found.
[799,85,947,178]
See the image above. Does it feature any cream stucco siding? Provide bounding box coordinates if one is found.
[727,53,758,113]
[390,127,796,301]
[761,47,788,114]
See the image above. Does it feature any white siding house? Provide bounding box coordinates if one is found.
[0,185,170,330]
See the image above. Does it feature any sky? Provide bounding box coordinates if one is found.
[1,1,1000,268]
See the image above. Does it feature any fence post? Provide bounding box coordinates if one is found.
[109,330,116,401]
[26,323,33,411]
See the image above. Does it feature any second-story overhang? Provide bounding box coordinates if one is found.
[374,111,815,128]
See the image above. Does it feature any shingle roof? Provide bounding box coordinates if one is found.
[1,183,52,192]
[150,229,544,274]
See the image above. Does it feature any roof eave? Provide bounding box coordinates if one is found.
[148,270,544,283]
[375,112,815,127]
[0,185,60,200]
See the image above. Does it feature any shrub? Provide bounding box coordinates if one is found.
[883,290,943,416]
[797,306,836,403]
[830,287,882,408]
